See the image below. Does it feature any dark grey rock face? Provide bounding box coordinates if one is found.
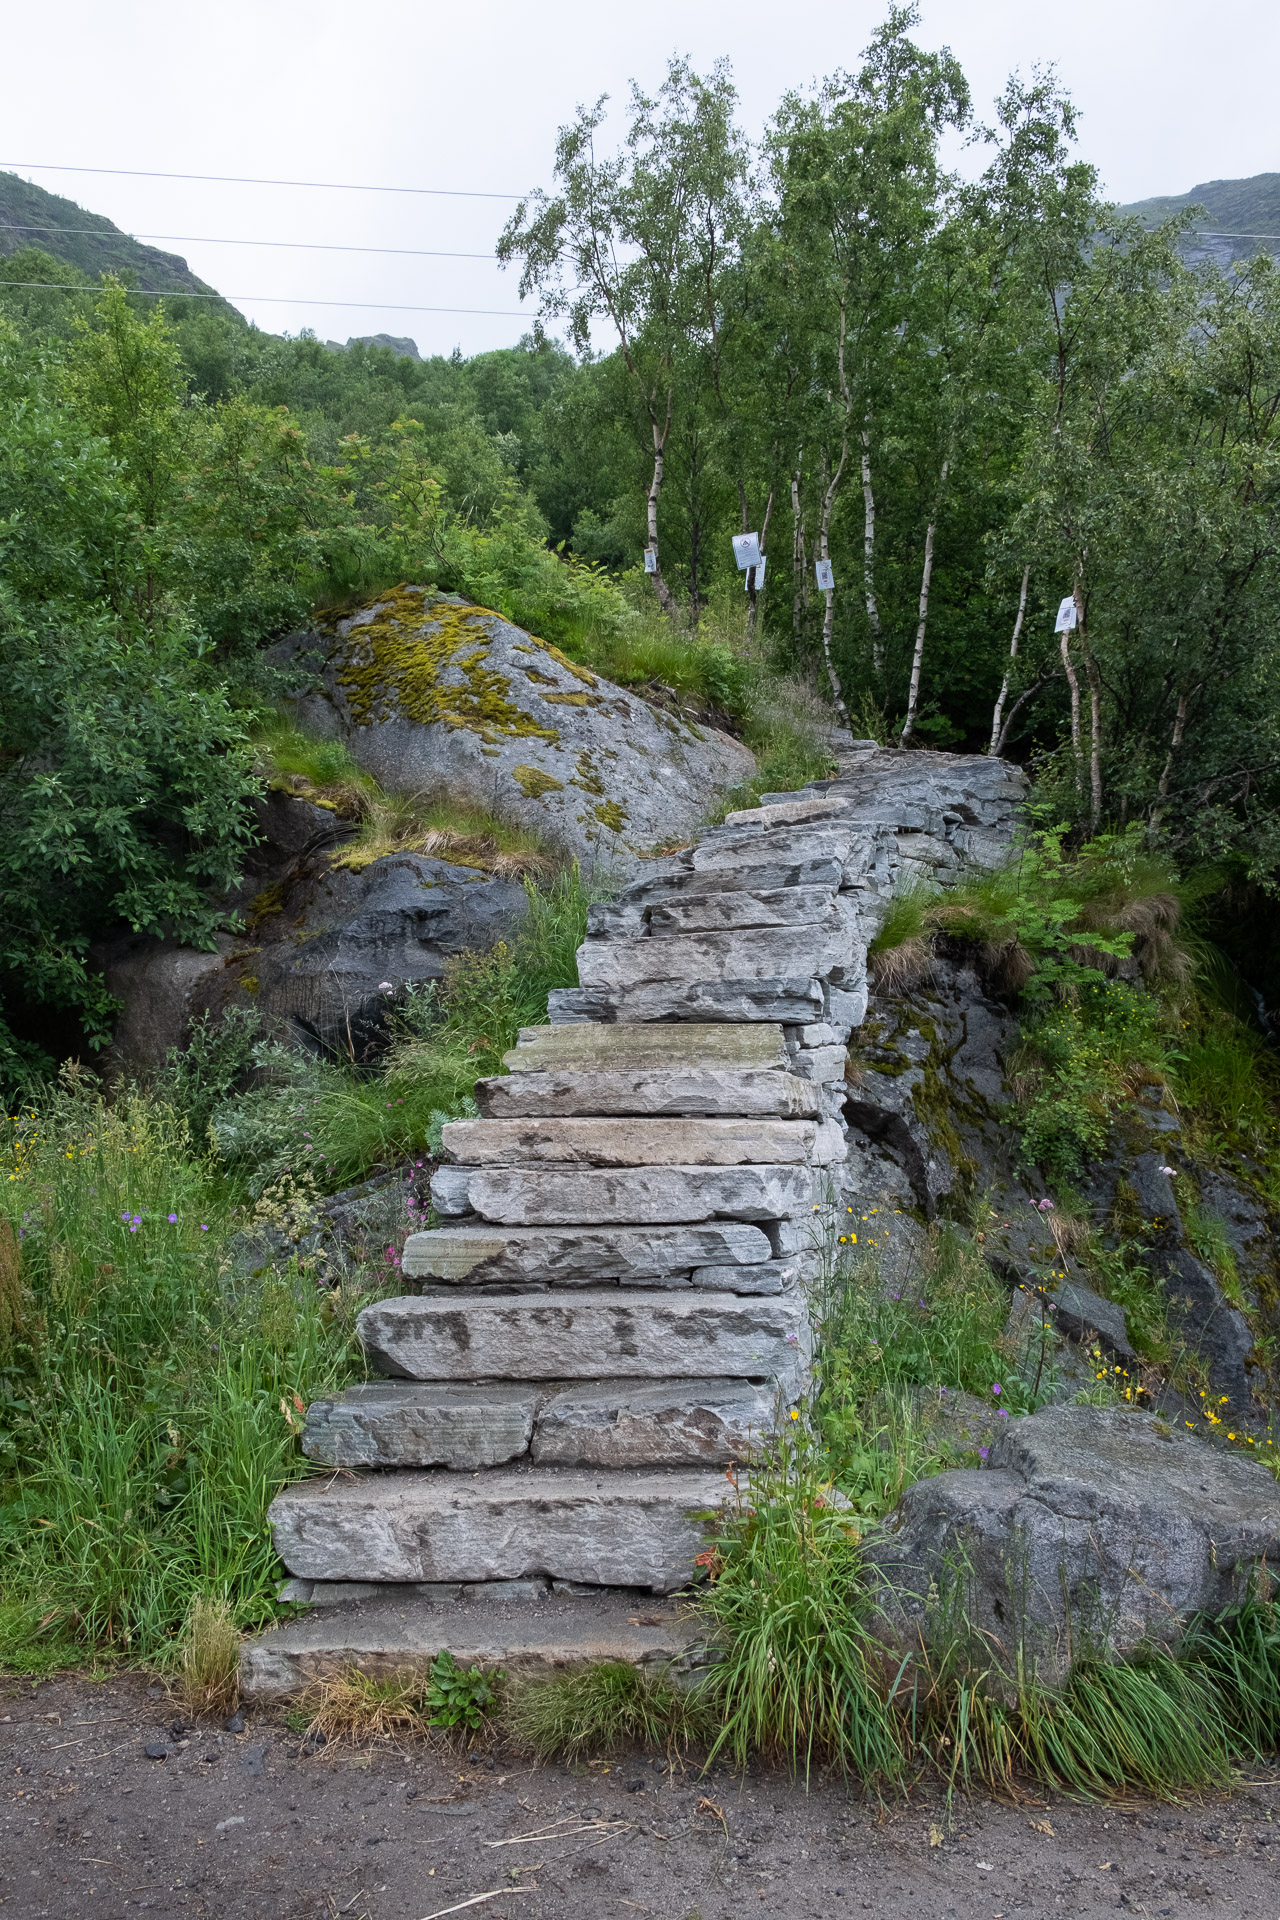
[242,852,528,1058]
[867,1404,1280,1681]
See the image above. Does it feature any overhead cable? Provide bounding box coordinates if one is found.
[0,161,523,200]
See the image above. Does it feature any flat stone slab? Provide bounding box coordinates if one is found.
[302,1382,538,1469]
[267,1465,733,1590]
[240,1585,707,1698]
[575,917,853,990]
[547,978,826,1025]
[533,1377,779,1467]
[647,886,839,932]
[440,1116,821,1167]
[474,1066,821,1120]
[401,1221,773,1286]
[505,1022,788,1072]
[359,1288,811,1382]
[722,795,851,828]
[438,1162,814,1226]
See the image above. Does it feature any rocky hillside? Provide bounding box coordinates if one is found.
[0,169,233,302]
[1120,170,1280,269]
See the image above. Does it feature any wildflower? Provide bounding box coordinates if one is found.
[978,1447,989,1460]
[789,1409,800,1421]
[200,1224,209,1232]
[1036,1198,1054,1212]
[378,981,394,993]
[168,1213,178,1223]
[1159,1165,1176,1177]
[992,1384,1002,1396]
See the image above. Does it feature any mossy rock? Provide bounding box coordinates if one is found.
[268,589,754,873]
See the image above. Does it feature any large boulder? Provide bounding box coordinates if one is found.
[268,588,755,872]
[867,1404,1280,1683]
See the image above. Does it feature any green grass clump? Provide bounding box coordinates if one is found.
[694,1435,905,1784]
[507,1660,713,1762]
[0,1083,373,1662]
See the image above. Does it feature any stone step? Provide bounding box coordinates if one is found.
[646,885,839,933]
[267,1465,734,1590]
[687,821,858,872]
[575,914,855,990]
[429,1161,814,1226]
[505,1021,789,1072]
[440,1115,825,1167]
[531,1377,777,1467]
[547,978,825,1025]
[401,1221,774,1286]
[240,1585,707,1699]
[473,1066,821,1120]
[359,1288,810,1383]
[722,794,851,829]
[302,1376,777,1470]
[588,859,843,936]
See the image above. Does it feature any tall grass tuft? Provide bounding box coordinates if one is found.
[694,1437,905,1784]
[507,1661,714,1762]
[0,1083,372,1660]
[180,1595,241,1718]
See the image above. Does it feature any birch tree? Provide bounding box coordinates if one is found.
[498,58,748,624]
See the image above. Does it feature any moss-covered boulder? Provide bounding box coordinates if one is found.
[269,589,755,871]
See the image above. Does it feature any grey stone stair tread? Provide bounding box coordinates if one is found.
[647,886,840,932]
[505,1021,788,1071]
[547,979,825,1025]
[473,1066,821,1119]
[240,1585,707,1698]
[267,1464,734,1590]
[440,1116,821,1167]
[303,1381,539,1469]
[359,1287,810,1383]
[432,1161,814,1226]
[532,1377,778,1467]
[401,1221,773,1285]
[303,1376,781,1470]
[574,918,852,990]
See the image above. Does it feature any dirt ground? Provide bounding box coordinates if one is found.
[3,1671,1279,1920]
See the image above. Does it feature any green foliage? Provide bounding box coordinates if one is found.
[424,1648,503,1730]
[0,1081,373,1660]
[507,1661,712,1761]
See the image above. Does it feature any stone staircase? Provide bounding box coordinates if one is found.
[241,741,1025,1695]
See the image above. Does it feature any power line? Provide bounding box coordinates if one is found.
[0,223,497,261]
[0,282,528,317]
[1,161,523,201]
[1190,229,1280,243]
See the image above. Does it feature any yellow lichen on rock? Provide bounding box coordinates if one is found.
[512,764,566,799]
[332,587,559,746]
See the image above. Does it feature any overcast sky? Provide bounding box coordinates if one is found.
[4,0,1276,359]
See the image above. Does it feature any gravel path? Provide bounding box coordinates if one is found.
[3,1672,1278,1920]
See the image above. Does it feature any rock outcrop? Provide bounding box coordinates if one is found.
[268,588,755,872]
[868,1403,1280,1682]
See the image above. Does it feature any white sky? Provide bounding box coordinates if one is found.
[3,0,1276,359]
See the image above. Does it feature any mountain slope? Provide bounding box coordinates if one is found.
[0,170,238,311]
[1118,172,1280,269]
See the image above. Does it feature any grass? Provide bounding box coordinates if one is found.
[506,1661,714,1762]
[180,1594,240,1717]
[0,1082,377,1661]
[300,1653,503,1745]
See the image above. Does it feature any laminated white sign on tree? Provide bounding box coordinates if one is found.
[643,550,658,574]
[732,532,762,571]
[745,555,766,590]
[814,558,834,592]
[1054,595,1077,632]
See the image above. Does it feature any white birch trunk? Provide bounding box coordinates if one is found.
[898,457,949,747]
[860,424,882,676]
[989,564,1031,754]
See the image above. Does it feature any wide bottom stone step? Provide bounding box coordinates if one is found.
[302,1376,781,1470]
[239,1584,707,1699]
[268,1465,733,1592]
